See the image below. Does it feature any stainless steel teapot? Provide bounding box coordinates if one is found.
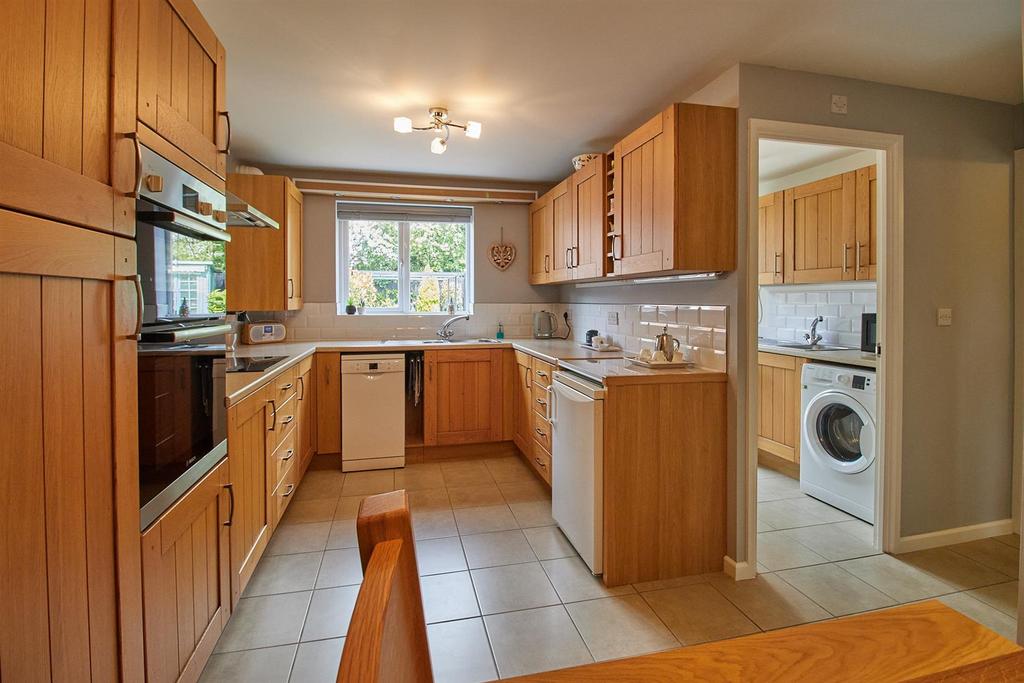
[655,325,681,361]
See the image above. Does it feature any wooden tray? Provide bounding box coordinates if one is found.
[626,356,695,369]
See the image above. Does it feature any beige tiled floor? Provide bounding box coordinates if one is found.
[201,460,1020,682]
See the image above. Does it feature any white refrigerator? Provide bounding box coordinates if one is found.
[550,371,605,575]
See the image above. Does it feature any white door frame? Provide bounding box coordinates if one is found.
[739,119,904,579]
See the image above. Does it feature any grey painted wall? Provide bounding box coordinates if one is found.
[562,64,1017,555]
[300,193,552,305]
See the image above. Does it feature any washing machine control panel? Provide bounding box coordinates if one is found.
[804,364,875,394]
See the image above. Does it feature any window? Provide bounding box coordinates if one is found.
[337,203,473,314]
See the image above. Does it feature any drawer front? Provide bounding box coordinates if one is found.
[531,380,551,417]
[531,410,552,453]
[270,459,298,527]
[532,359,554,388]
[529,441,552,484]
[275,366,299,403]
[268,394,298,451]
[270,427,298,491]
[298,356,313,376]
[514,350,533,368]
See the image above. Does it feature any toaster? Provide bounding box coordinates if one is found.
[243,321,287,344]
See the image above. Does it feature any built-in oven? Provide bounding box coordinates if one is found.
[137,145,232,529]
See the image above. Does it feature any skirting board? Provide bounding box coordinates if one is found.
[724,555,757,581]
[893,518,1015,554]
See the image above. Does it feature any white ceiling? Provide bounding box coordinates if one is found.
[758,140,866,181]
[197,0,1021,183]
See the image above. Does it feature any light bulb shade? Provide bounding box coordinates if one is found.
[393,116,413,133]
[465,120,482,139]
[430,137,447,154]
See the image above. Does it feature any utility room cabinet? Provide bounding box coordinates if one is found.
[423,349,505,445]
[135,0,229,184]
[611,103,737,276]
[0,0,132,235]
[226,174,304,311]
[757,191,784,285]
[141,459,231,683]
[756,352,806,467]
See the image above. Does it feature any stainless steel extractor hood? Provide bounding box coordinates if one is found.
[226,191,280,229]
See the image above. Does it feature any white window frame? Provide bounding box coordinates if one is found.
[336,211,474,315]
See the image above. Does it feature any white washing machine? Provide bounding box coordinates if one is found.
[800,363,877,523]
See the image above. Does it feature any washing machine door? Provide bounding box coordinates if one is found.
[803,391,876,474]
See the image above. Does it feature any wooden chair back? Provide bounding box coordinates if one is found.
[337,490,432,683]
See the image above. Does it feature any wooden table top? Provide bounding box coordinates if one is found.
[506,601,1021,682]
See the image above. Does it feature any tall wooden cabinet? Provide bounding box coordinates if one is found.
[226,174,304,311]
[0,213,143,681]
[0,0,135,235]
[141,459,230,683]
[423,349,504,446]
[612,103,737,277]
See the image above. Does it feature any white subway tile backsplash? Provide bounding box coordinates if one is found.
[760,284,875,345]
[828,291,853,304]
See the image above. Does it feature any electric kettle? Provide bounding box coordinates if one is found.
[533,310,556,338]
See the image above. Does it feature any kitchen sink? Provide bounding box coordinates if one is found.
[377,338,503,345]
[771,341,855,351]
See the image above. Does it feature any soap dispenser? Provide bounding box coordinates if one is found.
[496,322,505,340]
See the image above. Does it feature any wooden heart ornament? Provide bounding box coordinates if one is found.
[488,227,516,271]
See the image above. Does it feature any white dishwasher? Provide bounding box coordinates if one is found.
[551,370,605,575]
[341,354,405,472]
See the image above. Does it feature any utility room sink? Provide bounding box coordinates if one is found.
[772,341,854,351]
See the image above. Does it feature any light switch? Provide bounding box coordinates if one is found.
[937,308,953,326]
[607,311,619,326]
[830,94,848,115]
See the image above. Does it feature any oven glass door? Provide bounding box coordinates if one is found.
[138,350,226,512]
[136,220,226,325]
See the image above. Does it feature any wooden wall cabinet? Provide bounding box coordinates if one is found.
[775,165,877,285]
[226,384,274,606]
[756,352,806,467]
[135,0,228,185]
[226,174,304,311]
[529,188,554,284]
[141,459,230,683]
[757,191,784,285]
[423,349,505,446]
[612,103,737,277]
[0,0,137,235]
[569,154,609,280]
[0,216,143,681]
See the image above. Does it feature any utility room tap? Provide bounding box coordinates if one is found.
[804,316,824,346]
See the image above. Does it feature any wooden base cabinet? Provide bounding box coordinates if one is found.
[226,383,274,606]
[757,352,806,465]
[511,351,554,484]
[0,212,143,681]
[423,349,504,446]
[141,459,231,683]
[297,356,316,476]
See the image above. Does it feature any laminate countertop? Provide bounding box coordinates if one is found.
[758,341,878,370]
[558,357,728,386]
[223,338,627,407]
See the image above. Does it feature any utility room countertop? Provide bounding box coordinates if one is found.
[758,341,878,369]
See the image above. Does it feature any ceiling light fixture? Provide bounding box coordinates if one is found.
[393,106,481,155]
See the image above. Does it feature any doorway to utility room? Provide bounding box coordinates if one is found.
[753,136,887,587]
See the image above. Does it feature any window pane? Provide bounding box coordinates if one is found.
[409,222,468,312]
[349,270,399,309]
[348,220,399,271]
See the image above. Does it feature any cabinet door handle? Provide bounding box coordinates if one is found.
[288,278,294,299]
[218,110,231,153]
[842,243,850,272]
[536,370,548,379]
[573,245,579,267]
[534,456,547,470]
[526,367,532,389]
[223,484,234,527]
[611,234,622,261]
[536,397,547,406]
[126,132,143,198]
[544,254,550,273]
[282,484,295,498]
[535,427,547,438]
[281,448,294,462]
[855,240,862,273]
[268,399,277,431]
[280,382,293,391]
[565,248,572,269]
[132,274,144,337]
[280,415,295,426]
[298,376,305,400]
[774,252,782,275]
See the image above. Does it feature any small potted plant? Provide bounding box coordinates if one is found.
[356,298,366,315]
[345,296,356,315]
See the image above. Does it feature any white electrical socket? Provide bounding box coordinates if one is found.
[607,311,619,326]
[937,308,953,326]
[830,94,848,115]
